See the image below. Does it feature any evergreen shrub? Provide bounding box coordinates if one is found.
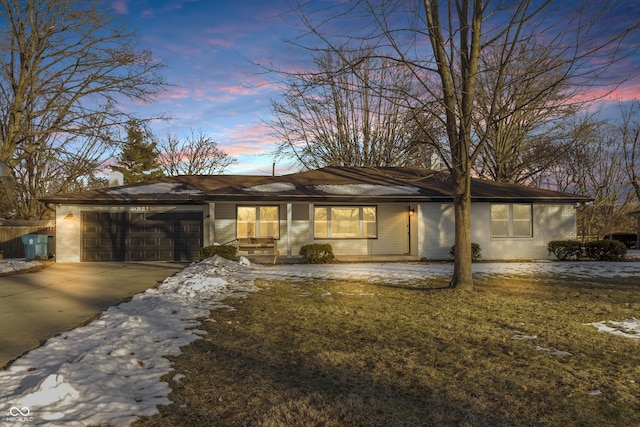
[450,243,482,262]
[200,244,237,261]
[299,243,335,264]
[547,240,583,260]
[584,240,627,261]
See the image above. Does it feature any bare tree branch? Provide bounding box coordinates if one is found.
[0,0,167,171]
[158,128,236,176]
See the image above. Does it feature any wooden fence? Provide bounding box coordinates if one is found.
[0,220,55,259]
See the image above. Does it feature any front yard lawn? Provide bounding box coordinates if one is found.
[134,274,640,426]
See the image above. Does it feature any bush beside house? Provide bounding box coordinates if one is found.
[200,244,238,261]
[299,244,335,264]
[548,240,627,261]
[584,240,627,261]
[547,240,584,260]
[450,243,482,262]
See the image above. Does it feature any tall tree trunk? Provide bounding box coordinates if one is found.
[450,166,473,289]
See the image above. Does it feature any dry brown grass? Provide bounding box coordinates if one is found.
[133,273,640,427]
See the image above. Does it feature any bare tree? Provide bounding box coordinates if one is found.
[473,45,581,184]
[1,112,119,219]
[158,129,236,176]
[289,0,638,289]
[547,107,640,241]
[620,101,640,204]
[269,48,431,169]
[550,117,636,240]
[0,0,166,178]
[10,130,113,219]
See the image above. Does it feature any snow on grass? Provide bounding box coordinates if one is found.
[1,257,640,425]
[239,260,640,282]
[589,319,640,340]
[0,259,41,275]
[0,256,258,426]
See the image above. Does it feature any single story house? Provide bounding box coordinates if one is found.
[41,166,589,262]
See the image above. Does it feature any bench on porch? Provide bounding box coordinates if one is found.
[236,237,279,264]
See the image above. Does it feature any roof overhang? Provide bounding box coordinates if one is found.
[39,167,592,206]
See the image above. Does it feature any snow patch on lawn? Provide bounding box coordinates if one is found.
[0,256,257,426]
[240,261,640,283]
[589,318,640,340]
[534,346,573,357]
[2,258,640,425]
[0,259,41,275]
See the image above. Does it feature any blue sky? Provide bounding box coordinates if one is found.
[112,0,640,175]
[113,0,306,174]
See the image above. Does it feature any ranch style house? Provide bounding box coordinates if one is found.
[40,166,589,263]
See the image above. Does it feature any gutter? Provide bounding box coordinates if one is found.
[40,193,593,205]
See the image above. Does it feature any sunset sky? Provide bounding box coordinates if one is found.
[113,0,305,175]
[113,0,640,175]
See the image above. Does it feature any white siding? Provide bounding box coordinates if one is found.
[310,204,408,256]
[475,203,576,260]
[418,203,455,260]
[55,205,82,262]
[212,202,236,245]
[370,204,408,255]
[55,200,577,262]
[210,202,409,258]
[289,204,310,257]
[417,202,577,260]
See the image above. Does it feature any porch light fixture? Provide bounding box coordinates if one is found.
[409,208,415,216]
[64,212,74,219]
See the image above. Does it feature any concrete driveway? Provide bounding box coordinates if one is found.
[0,262,185,369]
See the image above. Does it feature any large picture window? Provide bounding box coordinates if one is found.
[314,206,377,238]
[237,206,279,238]
[491,204,532,237]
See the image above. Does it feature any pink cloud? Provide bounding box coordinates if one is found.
[155,80,273,104]
[207,38,234,48]
[605,83,640,103]
[223,142,265,157]
[210,76,279,98]
[572,82,640,105]
[223,123,279,155]
[157,84,248,102]
[162,87,192,100]
[218,85,255,96]
[111,0,128,14]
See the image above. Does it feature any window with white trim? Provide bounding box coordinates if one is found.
[491,203,532,237]
[237,206,279,238]
[314,206,377,238]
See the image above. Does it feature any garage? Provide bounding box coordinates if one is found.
[81,211,203,261]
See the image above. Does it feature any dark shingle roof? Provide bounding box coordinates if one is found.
[40,166,590,205]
